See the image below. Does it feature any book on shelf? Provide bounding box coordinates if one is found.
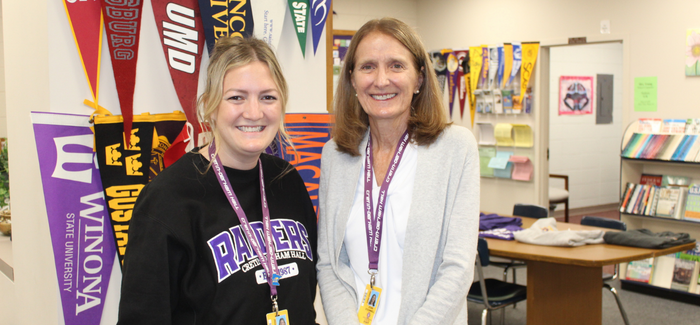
[638,118,662,133]
[640,173,663,186]
[661,119,688,134]
[626,257,654,283]
[644,186,658,215]
[625,184,644,214]
[651,254,677,289]
[662,175,692,187]
[686,118,700,134]
[654,186,688,219]
[676,243,700,293]
[619,182,636,213]
[670,252,697,292]
[684,184,700,222]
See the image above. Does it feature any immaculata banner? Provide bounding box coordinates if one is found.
[266,113,331,215]
[101,0,145,147]
[151,0,206,146]
[93,111,187,265]
[199,0,255,55]
[63,0,103,103]
[31,112,116,325]
[310,0,331,55]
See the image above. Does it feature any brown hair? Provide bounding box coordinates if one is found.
[197,36,291,158]
[332,17,451,156]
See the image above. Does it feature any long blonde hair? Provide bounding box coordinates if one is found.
[197,37,291,159]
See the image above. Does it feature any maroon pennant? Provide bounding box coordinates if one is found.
[101,0,145,147]
[454,50,469,119]
[151,0,205,143]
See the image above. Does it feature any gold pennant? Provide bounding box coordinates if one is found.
[520,42,540,104]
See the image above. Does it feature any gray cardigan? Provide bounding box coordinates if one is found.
[317,126,480,325]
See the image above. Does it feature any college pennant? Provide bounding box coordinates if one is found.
[288,0,310,57]
[468,46,482,124]
[151,0,205,144]
[509,43,522,113]
[198,0,254,55]
[430,50,447,93]
[445,50,459,118]
[454,49,469,119]
[63,0,103,103]
[310,0,331,55]
[520,42,540,105]
[93,111,187,266]
[252,0,287,49]
[101,0,145,147]
[496,46,505,89]
[502,43,513,89]
[31,112,116,325]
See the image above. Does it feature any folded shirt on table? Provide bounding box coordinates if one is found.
[479,225,523,240]
[513,217,605,247]
[478,212,524,240]
[479,212,522,230]
[603,229,695,249]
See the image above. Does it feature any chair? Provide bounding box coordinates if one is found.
[549,174,570,222]
[468,238,527,325]
[491,204,549,284]
[580,216,630,325]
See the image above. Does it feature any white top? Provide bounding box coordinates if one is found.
[344,142,417,325]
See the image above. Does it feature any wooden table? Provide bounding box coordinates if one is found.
[484,217,695,325]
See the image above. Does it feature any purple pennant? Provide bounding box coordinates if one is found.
[31,112,116,325]
[310,0,331,55]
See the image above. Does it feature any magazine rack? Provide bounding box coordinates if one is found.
[618,119,700,305]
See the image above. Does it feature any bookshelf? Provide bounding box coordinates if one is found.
[619,119,700,305]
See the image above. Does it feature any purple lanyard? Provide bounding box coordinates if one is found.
[208,143,280,297]
[364,130,410,274]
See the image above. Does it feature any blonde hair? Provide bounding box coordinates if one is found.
[332,18,450,156]
[197,37,291,158]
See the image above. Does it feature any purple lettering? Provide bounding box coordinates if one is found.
[207,232,239,282]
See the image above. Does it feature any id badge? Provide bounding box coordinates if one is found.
[357,284,382,324]
[266,309,289,325]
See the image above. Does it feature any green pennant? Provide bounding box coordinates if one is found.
[288,0,309,57]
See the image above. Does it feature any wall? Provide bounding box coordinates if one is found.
[416,0,700,214]
[549,43,624,209]
[2,0,328,323]
[332,0,418,31]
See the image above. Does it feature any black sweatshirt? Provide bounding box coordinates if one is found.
[118,150,318,325]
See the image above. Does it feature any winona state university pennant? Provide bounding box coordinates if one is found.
[152,0,205,144]
[63,0,103,103]
[32,112,116,325]
[101,0,145,147]
[93,112,186,265]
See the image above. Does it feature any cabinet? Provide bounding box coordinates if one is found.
[618,119,700,305]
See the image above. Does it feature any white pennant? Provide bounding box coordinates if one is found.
[253,0,287,50]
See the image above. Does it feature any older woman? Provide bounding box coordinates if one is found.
[317,18,480,325]
[118,37,317,325]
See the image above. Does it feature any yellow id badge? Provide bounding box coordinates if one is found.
[357,284,382,324]
[266,309,289,325]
